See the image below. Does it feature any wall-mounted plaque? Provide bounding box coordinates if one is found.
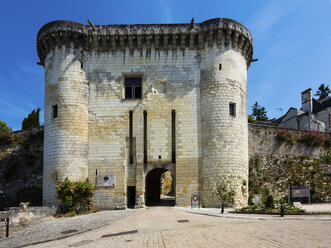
[97,175,116,187]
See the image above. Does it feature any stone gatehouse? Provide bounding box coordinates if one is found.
[36,18,253,209]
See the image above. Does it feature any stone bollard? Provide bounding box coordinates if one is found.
[280,205,285,217]
[221,203,224,214]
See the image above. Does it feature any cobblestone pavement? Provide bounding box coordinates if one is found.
[0,209,137,248]
[18,207,331,248]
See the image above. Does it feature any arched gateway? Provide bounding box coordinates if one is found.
[145,163,175,206]
[37,17,253,209]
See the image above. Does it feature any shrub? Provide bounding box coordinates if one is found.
[0,132,23,146]
[276,129,295,145]
[10,134,23,145]
[324,135,331,149]
[248,115,257,123]
[217,182,236,207]
[298,131,325,147]
[0,119,12,133]
[0,131,11,145]
[265,195,275,209]
[320,149,331,164]
[56,178,96,214]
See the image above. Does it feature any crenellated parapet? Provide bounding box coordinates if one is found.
[37,18,253,67]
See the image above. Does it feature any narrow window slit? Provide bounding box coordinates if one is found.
[229,103,236,116]
[52,105,58,118]
[129,111,133,164]
[143,110,147,165]
[171,110,176,163]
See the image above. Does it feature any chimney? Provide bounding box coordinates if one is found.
[301,88,312,112]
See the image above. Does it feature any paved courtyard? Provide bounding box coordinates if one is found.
[1,206,327,248]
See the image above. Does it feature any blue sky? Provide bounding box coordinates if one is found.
[0,0,330,130]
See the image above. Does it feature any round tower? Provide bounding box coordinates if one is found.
[38,23,89,205]
[200,20,253,208]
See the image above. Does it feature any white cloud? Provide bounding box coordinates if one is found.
[248,0,303,41]
[0,98,28,115]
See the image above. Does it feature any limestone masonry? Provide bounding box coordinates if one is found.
[37,18,253,209]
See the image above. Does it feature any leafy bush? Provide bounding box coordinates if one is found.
[276,129,330,148]
[56,178,96,214]
[265,195,275,209]
[298,131,326,147]
[324,135,331,149]
[0,131,11,145]
[248,115,257,123]
[236,202,305,214]
[0,132,23,146]
[10,134,23,145]
[276,129,295,145]
[320,149,331,164]
[217,182,236,207]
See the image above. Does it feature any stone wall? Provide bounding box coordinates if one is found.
[85,48,201,209]
[0,124,329,209]
[0,205,56,239]
[248,124,330,201]
[0,128,43,210]
[249,124,327,158]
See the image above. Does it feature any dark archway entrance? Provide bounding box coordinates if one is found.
[145,168,175,206]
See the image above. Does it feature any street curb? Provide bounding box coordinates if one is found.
[174,208,331,221]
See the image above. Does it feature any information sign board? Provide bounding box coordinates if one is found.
[97,175,116,187]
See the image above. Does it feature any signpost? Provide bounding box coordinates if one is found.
[191,194,199,209]
[0,218,9,238]
[288,185,310,204]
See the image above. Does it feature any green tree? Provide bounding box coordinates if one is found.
[0,119,12,134]
[22,108,41,130]
[251,102,268,121]
[315,84,330,99]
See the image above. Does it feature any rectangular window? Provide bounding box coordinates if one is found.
[125,78,142,99]
[229,103,236,116]
[52,105,58,118]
